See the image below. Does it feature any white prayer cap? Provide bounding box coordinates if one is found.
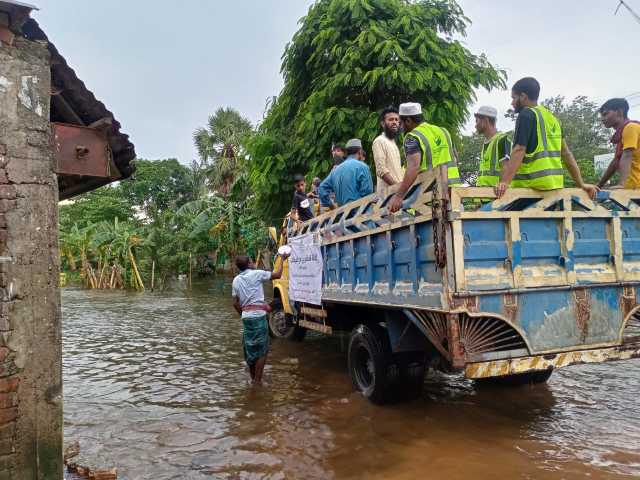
[474,106,498,118]
[399,102,422,116]
[345,138,363,149]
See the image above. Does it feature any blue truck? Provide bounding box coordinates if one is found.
[269,167,640,403]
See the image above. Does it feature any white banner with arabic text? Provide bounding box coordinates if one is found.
[288,234,323,305]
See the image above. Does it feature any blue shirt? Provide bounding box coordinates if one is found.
[318,157,374,207]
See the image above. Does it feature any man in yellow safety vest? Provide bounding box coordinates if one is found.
[494,77,598,199]
[389,102,461,213]
[474,106,511,187]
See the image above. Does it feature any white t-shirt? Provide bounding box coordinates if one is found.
[231,269,272,318]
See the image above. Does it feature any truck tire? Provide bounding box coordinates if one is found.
[348,324,398,404]
[269,300,306,341]
[476,368,553,387]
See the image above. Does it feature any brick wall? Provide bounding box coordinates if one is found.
[0,33,63,479]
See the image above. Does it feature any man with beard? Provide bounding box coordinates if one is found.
[372,107,404,195]
[596,98,640,189]
[331,144,345,169]
[474,106,511,187]
[494,77,598,199]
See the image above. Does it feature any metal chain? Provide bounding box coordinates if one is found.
[432,203,440,270]
[437,198,448,269]
[431,182,447,271]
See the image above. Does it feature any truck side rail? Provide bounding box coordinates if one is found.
[448,187,640,293]
[288,168,444,242]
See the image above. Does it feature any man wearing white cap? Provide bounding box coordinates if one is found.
[319,138,374,208]
[474,106,511,187]
[389,102,461,213]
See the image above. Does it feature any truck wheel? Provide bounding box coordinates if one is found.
[348,324,397,404]
[269,300,306,341]
[476,369,553,386]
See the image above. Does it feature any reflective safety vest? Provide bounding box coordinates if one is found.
[407,122,462,186]
[477,132,511,187]
[510,105,564,190]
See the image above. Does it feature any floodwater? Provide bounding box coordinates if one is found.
[62,279,640,480]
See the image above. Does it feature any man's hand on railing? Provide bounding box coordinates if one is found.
[581,183,600,200]
[389,193,403,213]
[494,182,508,198]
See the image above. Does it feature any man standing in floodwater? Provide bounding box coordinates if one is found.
[232,252,289,385]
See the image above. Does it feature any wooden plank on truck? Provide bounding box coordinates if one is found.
[298,319,332,335]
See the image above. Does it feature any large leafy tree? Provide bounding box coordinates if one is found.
[59,186,133,231]
[248,0,505,217]
[193,107,253,197]
[119,158,192,221]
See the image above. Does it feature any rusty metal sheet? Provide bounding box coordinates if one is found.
[52,123,112,178]
[465,341,640,379]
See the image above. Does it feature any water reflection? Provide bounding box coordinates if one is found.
[62,281,640,479]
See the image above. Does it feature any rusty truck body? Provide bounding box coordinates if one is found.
[269,167,640,403]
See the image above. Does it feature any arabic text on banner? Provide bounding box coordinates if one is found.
[288,234,322,305]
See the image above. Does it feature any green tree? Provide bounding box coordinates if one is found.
[457,132,484,185]
[247,0,505,217]
[59,186,133,232]
[541,96,611,185]
[193,107,253,197]
[119,158,192,221]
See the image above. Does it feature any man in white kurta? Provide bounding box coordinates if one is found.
[372,107,404,195]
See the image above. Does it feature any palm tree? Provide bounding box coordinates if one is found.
[193,107,253,197]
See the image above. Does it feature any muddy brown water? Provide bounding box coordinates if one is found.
[62,279,640,480]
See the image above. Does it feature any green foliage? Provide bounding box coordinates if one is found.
[457,132,483,185]
[59,186,132,232]
[247,0,505,217]
[59,155,270,289]
[119,158,192,221]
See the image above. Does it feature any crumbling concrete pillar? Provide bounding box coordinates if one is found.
[0,31,63,480]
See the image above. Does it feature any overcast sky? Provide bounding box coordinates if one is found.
[33,0,640,163]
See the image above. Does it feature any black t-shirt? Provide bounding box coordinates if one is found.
[292,190,313,221]
[512,108,539,154]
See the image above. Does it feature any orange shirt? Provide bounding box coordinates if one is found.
[623,122,640,188]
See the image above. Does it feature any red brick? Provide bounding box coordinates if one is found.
[0,201,14,214]
[0,188,14,201]
[0,378,17,394]
[0,408,16,425]
[0,394,15,410]
[0,350,7,364]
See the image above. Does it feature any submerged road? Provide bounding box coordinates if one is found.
[62,280,640,479]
